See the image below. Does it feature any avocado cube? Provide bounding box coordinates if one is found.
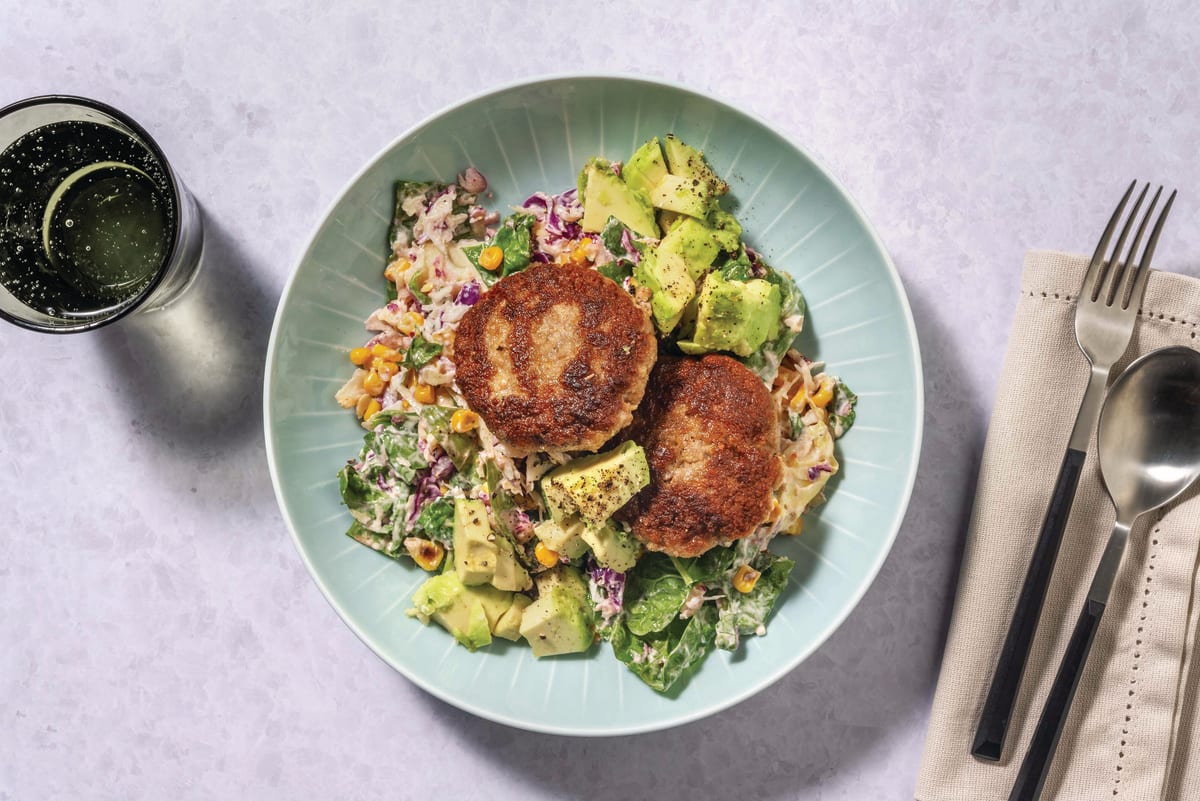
[534,565,590,605]
[493,593,532,641]
[533,518,588,560]
[520,568,593,658]
[580,522,642,573]
[649,173,711,219]
[624,137,668,200]
[491,534,533,592]
[689,272,783,357]
[467,581,515,631]
[579,160,658,238]
[411,572,493,651]
[540,442,651,527]
[662,134,728,195]
[659,217,720,281]
[453,498,497,586]
[634,249,695,334]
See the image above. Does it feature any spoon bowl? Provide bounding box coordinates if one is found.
[1099,346,1200,520]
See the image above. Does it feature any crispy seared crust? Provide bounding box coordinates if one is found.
[618,354,781,557]
[452,263,657,456]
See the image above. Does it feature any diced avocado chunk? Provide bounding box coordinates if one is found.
[520,566,593,658]
[533,517,588,560]
[650,173,711,218]
[659,217,720,281]
[540,442,651,527]
[491,533,533,592]
[707,207,742,252]
[658,209,683,237]
[494,593,532,641]
[579,160,658,238]
[470,581,516,631]
[580,522,642,572]
[623,138,668,200]
[411,572,493,651]
[680,271,783,357]
[534,564,590,605]
[662,134,729,195]
[634,249,695,334]
[453,498,497,586]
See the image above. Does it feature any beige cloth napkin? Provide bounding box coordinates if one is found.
[916,251,1200,801]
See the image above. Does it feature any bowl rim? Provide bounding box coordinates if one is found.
[263,72,925,737]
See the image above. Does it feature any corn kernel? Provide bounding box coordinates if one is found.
[789,388,809,411]
[767,496,782,524]
[450,409,480,433]
[405,538,445,571]
[354,394,373,418]
[413,382,436,405]
[372,358,399,381]
[363,369,386,397]
[383,259,410,283]
[571,238,593,264]
[534,542,560,567]
[362,399,381,421]
[371,343,402,361]
[397,311,425,335]
[812,376,834,408]
[732,564,761,593]
[479,245,504,271]
[349,347,371,366]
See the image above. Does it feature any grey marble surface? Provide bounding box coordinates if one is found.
[4,2,1200,798]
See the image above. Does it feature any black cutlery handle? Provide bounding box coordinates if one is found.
[972,447,1087,761]
[1008,599,1106,801]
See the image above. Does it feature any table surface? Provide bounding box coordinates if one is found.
[5,3,1200,799]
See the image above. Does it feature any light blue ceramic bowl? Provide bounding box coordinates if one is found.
[265,75,923,736]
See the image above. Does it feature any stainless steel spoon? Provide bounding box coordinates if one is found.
[1010,346,1200,801]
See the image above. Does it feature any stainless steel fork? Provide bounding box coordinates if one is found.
[972,181,1177,761]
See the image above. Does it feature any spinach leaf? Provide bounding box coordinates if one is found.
[411,495,455,545]
[403,334,443,370]
[367,425,426,484]
[407,269,432,305]
[419,406,478,470]
[339,413,424,538]
[714,551,795,651]
[597,260,634,284]
[625,553,691,636]
[389,180,440,252]
[672,546,738,585]
[485,461,516,538]
[610,603,718,692]
[463,213,535,286]
[338,466,397,534]
[719,251,754,281]
[345,520,404,558]
[829,378,858,438]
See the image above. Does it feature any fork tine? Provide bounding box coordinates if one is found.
[1081,180,1136,301]
[1139,188,1177,271]
[1101,183,1149,305]
[1115,186,1162,309]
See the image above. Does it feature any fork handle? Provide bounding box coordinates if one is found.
[1007,599,1106,801]
[971,446,1087,761]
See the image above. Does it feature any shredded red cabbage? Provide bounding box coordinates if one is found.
[455,281,480,305]
[807,462,833,480]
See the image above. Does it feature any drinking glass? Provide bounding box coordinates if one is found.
[0,95,204,333]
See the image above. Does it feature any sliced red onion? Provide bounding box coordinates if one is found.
[458,166,488,193]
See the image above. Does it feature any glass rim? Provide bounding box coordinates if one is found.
[0,94,186,334]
